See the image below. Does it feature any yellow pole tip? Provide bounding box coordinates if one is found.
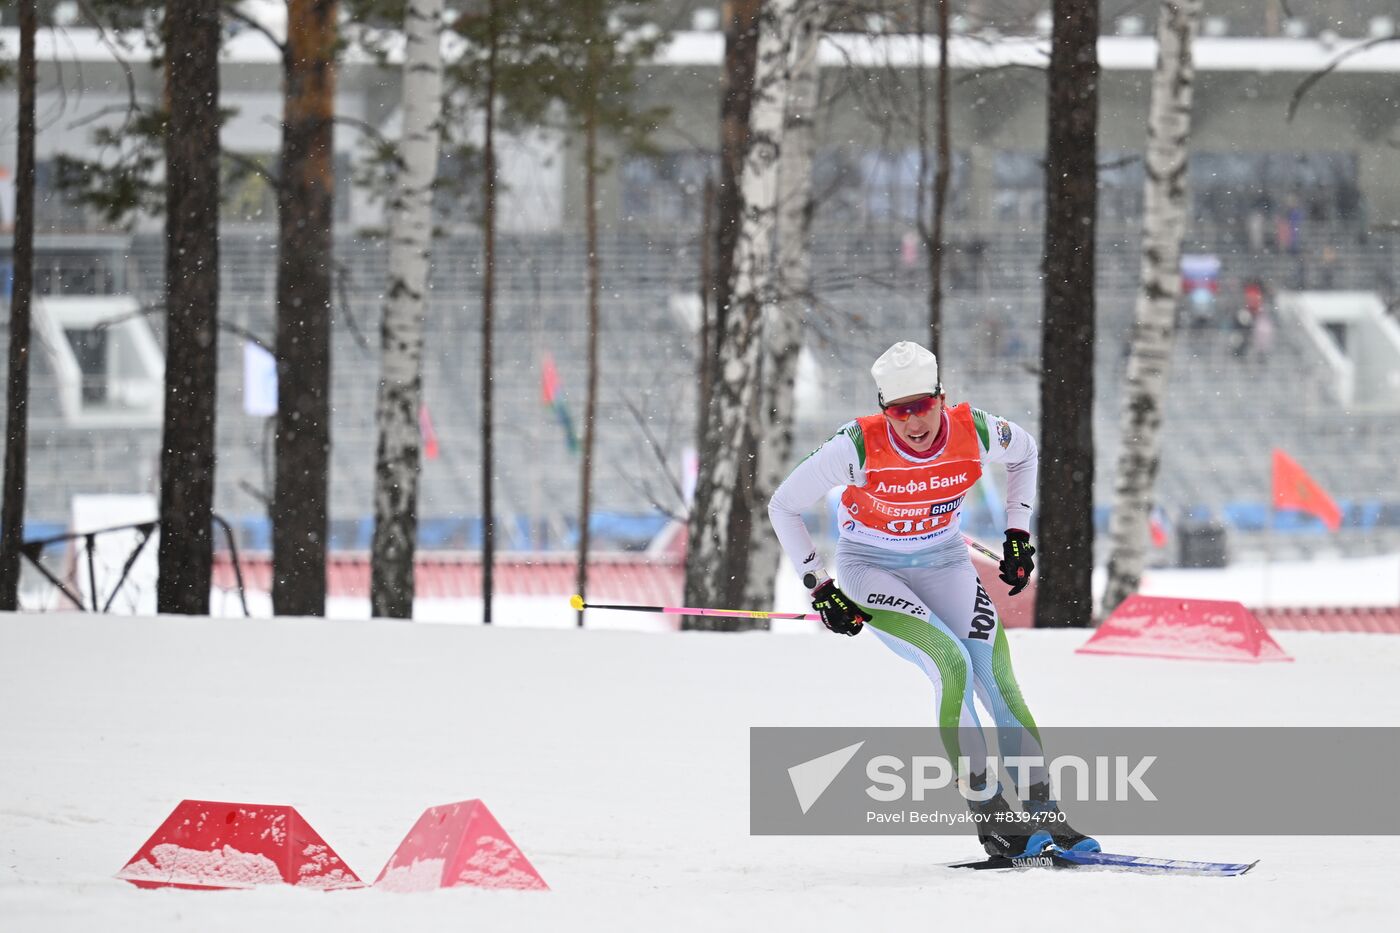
[569,594,585,611]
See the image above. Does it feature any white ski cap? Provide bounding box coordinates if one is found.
[872,341,940,405]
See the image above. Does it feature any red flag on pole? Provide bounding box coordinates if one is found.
[1271,448,1341,531]
[1149,506,1169,548]
[541,353,559,404]
[419,404,440,461]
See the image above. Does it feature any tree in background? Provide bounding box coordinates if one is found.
[438,0,591,624]
[1036,0,1099,629]
[273,0,340,617]
[833,0,955,358]
[686,0,763,619]
[369,0,446,619]
[1103,0,1202,614]
[697,0,762,438]
[517,1,664,626]
[687,0,762,616]
[742,0,822,612]
[919,0,951,358]
[476,0,499,626]
[157,0,222,615]
[0,0,37,611]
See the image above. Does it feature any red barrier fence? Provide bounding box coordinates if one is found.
[212,552,1399,633]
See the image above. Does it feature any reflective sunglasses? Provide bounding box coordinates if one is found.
[882,393,941,422]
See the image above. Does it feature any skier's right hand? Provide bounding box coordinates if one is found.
[809,578,869,636]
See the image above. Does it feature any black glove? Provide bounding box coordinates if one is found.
[998,529,1035,596]
[810,578,869,636]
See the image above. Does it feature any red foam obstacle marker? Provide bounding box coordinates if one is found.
[116,800,364,890]
[1078,595,1292,663]
[375,800,548,892]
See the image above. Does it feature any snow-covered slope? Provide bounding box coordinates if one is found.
[2,611,1397,932]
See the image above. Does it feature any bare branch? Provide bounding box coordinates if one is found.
[90,301,277,356]
[238,480,272,507]
[622,397,688,511]
[224,150,282,190]
[218,320,276,356]
[65,102,147,132]
[955,60,1046,85]
[74,0,140,134]
[221,2,288,58]
[1288,35,1399,122]
[332,114,393,148]
[1099,153,1141,171]
[90,301,163,330]
[333,260,374,355]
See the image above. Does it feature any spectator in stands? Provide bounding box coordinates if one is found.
[1378,268,1398,321]
[1287,197,1305,255]
[1230,306,1253,359]
[1234,278,1273,363]
[1250,301,1275,362]
[1276,195,1304,257]
[1246,196,1268,253]
[1243,279,1264,319]
[1274,208,1292,255]
[1319,245,1339,289]
[1187,284,1216,331]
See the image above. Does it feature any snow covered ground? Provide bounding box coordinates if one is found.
[3,610,1398,932]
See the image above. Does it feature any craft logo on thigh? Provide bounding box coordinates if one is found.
[866,593,926,617]
[968,581,995,640]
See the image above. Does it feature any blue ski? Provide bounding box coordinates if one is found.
[1054,848,1257,876]
[950,848,1257,876]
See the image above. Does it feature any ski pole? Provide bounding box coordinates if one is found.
[569,594,819,622]
[572,537,1004,620]
[962,534,1002,562]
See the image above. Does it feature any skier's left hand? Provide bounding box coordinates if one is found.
[998,529,1035,596]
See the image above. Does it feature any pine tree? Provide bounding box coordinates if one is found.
[0,0,37,610]
[499,0,666,626]
[272,0,340,617]
[157,0,223,615]
[1036,0,1099,629]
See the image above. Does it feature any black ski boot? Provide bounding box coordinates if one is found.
[967,788,1046,859]
[1024,782,1100,853]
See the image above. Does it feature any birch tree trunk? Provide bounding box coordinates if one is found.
[686,0,760,616]
[273,0,338,618]
[370,0,444,618]
[0,0,36,610]
[685,0,791,628]
[744,0,820,610]
[1102,0,1202,615]
[699,0,761,433]
[1035,0,1098,629]
[158,0,221,615]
